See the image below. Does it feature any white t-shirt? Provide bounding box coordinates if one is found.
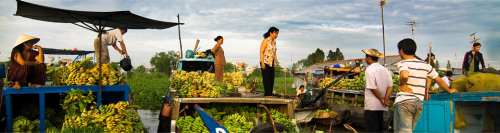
[395,59,439,104]
[101,29,124,46]
[364,62,393,111]
[433,76,450,88]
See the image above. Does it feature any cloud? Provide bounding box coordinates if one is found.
[0,0,499,69]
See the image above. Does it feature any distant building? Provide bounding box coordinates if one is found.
[230,60,240,67]
[245,66,255,75]
[293,55,401,89]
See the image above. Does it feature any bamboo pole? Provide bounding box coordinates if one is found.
[426,43,432,100]
[177,14,183,58]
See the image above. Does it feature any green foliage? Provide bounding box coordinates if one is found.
[326,48,344,61]
[135,65,145,73]
[128,72,170,110]
[435,60,440,70]
[254,77,296,96]
[275,61,285,77]
[304,48,325,67]
[485,67,500,74]
[247,66,262,78]
[150,51,179,75]
[224,62,235,73]
[61,88,95,117]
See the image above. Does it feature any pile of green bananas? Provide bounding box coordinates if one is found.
[12,116,35,132]
[176,116,209,133]
[223,113,253,132]
[176,104,297,132]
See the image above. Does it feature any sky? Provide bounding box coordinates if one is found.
[1,0,499,69]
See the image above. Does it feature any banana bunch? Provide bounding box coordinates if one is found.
[202,71,215,80]
[180,84,191,97]
[123,109,141,122]
[319,78,335,89]
[46,126,61,133]
[48,59,124,86]
[223,113,253,132]
[244,77,258,91]
[192,116,210,133]
[176,116,194,132]
[13,116,35,132]
[173,70,236,97]
[169,77,182,90]
[196,51,207,58]
[222,72,243,86]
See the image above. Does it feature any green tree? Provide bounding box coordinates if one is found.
[248,65,262,78]
[326,50,336,61]
[274,61,284,77]
[334,48,344,61]
[304,48,325,67]
[150,51,179,76]
[447,60,452,70]
[435,60,440,69]
[224,63,235,73]
[135,65,145,73]
[485,66,500,74]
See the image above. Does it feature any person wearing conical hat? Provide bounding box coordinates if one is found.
[8,34,46,89]
[362,48,393,132]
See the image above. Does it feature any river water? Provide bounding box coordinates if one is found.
[137,110,365,133]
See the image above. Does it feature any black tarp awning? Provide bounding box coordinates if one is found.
[42,48,94,55]
[14,0,182,32]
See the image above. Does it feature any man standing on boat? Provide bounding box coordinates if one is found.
[393,39,457,132]
[362,49,393,132]
[94,28,130,65]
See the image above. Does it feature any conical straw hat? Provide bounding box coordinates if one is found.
[362,49,384,58]
[13,34,40,49]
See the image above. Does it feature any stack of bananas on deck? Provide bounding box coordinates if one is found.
[223,72,244,86]
[47,57,123,86]
[61,101,148,133]
[172,70,234,98]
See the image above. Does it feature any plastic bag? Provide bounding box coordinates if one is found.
[185,50,196,58]
[483,110,495,132]
[455,107,467,130]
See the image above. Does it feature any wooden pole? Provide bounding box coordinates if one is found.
[98,20,102,95]
[381,1,386,65]
[177,14,183,58]
[194,39,200,51]
[426,43,432,100]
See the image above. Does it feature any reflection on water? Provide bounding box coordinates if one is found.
[136,110,365,133]
[137,110,160,133]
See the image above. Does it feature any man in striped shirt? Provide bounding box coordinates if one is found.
[392,38,457,132]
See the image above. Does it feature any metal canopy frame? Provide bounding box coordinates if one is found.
[14,0,183,94]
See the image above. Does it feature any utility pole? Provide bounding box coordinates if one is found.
[407,21,416,39]
[177,14,183,58]
[380,0,387,65]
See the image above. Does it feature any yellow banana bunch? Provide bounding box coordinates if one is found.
[319,78,335,89]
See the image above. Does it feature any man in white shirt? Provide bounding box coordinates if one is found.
[433,71,453,89]
[94,28,130,64]
[362,49,393,132]
[392,38,457,132]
